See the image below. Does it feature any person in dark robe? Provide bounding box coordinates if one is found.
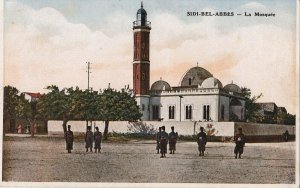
[156,127,162,154]
[66,125,74,153]
[234,127,245,159]
[196,127,207,156]
[85,126,93,152]
[94,127,102,153]
[160,126,168,158]
[168,126,178,154]
[283,130,290,142]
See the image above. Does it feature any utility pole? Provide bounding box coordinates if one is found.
[86,62,91,91]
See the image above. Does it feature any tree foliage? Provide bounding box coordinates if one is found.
[37,85,142,139]
[4,86,38,136]
[241,87,263,123]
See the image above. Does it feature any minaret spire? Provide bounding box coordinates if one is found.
[141,1,143,8]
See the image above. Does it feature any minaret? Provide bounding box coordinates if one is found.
[133,1,151,95]
[132,2,151,120]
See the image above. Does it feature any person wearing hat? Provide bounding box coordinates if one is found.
[85,126,94,152]
[94,127,102,153]
[66,125,74,153]
[160,126,168,158]
[196,127,207,156]
[156,127,162,154]
[234,127,245,159]
[168,126,178,154]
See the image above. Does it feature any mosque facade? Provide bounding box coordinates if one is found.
[132,3,245,122]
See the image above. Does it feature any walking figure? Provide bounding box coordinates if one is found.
[168,126,178,154]
[160,126,168,158]
[234,127,245,159]
[197,127,207,156]
[94,127,102,153]
[66,125,74,153]
[85,126,93,152]
[156,127,162,154]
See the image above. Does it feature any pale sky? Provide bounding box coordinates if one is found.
[3,0,297,114]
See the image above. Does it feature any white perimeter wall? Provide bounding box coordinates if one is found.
[48,121,234,136]
[235,122,295,135]
[48,121,295,137]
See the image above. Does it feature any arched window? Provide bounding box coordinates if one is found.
[188,78,192,86]
[168,105,175,119]
[185,105,192,119]
[203,105,210,121]
[221,105,225,120]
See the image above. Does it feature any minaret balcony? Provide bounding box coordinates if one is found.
[133,20,151,28]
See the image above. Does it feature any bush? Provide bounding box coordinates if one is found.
[127,121,157,134]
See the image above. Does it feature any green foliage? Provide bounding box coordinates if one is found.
[241,87,263,122]
[284,113,296,125]
[100,87,142,121]
[4,86,32,120]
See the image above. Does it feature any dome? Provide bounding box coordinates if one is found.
[224,83,242,93]
[137,7,147,14]
[135,2,148,27]
[180,66,213,87]
[151,80,171,91]
[201,77,223,89]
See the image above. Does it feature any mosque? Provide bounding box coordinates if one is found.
[132,3,245,122]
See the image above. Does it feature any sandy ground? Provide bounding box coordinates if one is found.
[3,136,295,183]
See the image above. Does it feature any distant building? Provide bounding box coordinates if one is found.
[257,102,288,124]
[23,92,43,102]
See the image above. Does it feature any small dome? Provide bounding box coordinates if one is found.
[224,83,242,93]
[180,66,213,87]
[151,80,171,91]
[137,7,147,14]
[201,77,223,89]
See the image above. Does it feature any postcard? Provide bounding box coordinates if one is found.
[1,0,299,187]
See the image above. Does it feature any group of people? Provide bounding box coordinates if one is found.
[65,124,246,159]
[156,126,246,159]
[156,126,178,158]
[65,125,102,153]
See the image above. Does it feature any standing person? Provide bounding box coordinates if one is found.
[66,125,74,153]
[156,127,162,154]
[234,127,245,159]
[168,126,178,154]
[197,127,207,156]
[160,126,168,158]
[283,130,290,142]
[94,127,102,153]
[85,126,93,152]
[17,124,22,134]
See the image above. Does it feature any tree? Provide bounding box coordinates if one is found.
[4,86,22,120]
[82,89,101,131]
[100,87,142,140]
[241,87,263,122]
[4,86,31,134]
[284,113,296,125]
[37,85,84,135]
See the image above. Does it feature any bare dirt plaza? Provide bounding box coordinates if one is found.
[3,136,295,183]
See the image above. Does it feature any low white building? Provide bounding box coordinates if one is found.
[136,66,246,122]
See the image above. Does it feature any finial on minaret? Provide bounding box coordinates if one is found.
[141,1,143,8]
[160,77,162,80]
[197,61,199,67]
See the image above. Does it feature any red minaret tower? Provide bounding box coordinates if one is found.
[133,2,151,95]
